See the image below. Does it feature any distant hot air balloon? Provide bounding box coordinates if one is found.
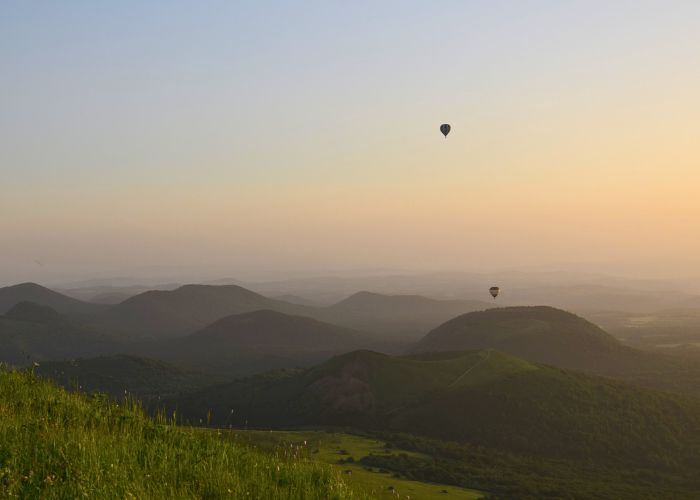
[440,124,451,138]
[489,286,500,299]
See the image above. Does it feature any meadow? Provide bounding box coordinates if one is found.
[0,366,357,499]
[231,430,483,499]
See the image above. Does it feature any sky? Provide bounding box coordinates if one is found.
[1,1,699,283]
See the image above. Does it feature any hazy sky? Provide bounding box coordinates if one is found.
[2,1,699,283]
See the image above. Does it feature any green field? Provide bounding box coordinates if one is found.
[231,430,483,499]
[0,367,357,499]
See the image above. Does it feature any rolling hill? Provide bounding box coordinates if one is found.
[133,309,371,376]
[36,355,217,399]
[318,291,491,340]
[188,309,367,349]
[0,302,121,365]
[412,306,625,370]
[0,367,351,498]
[57,282,182,304]
[170,349,700,470]
[0,282,103,315]
[5,300,64,323]
[410,306,700,397]
[92,284,316,339]
[93,285,490,342]
[0,280,489,345]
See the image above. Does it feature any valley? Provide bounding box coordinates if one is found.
[3,279,700,498]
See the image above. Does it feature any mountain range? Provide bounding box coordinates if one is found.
[88,284,315,339]
[0,282,490,342]
[5,283,700,397]
[8,280,700,498]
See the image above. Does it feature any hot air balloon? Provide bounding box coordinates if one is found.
[489,286,500,299]
[440,124,451,138]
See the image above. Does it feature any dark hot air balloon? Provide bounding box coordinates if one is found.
[440,124,451,137]
[489,286,500,299]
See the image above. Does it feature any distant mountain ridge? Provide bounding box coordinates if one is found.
[89,284,490,341]
[91,284,316,339]
[330,291,488,312]
[0,283,104,315]
[0,282,494,342]
[318,291,491,339]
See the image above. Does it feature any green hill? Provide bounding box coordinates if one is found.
[1,302,382,380]
[91,285,492,342]
[170,349,700,469]
[412,306,624,370]
[5,300,64,323]
[134,310,371,377]
[92,284,317,339]
[188,309,366,348]
[0,366,356,499]
[35,355,217,399]
[0,282,103,315]
[0,302,121,366]
[410,306,700,396]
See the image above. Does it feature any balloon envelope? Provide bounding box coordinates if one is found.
[489,286,500,299]
[440,124,451,137]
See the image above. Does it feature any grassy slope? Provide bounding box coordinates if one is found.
[0,367,357,499]
[235,429,700,500]
[233,430,483,499]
